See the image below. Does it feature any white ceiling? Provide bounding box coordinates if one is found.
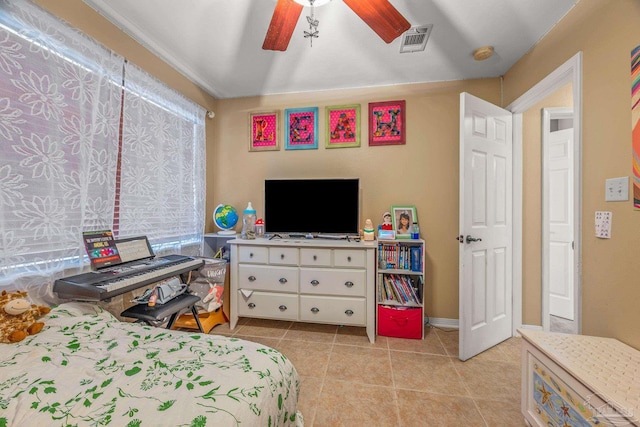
[82,0,579,99]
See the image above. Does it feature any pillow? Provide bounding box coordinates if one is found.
[0,290,51,343]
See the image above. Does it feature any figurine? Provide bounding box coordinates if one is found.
[380,211,392,230]
[363,219,375,241]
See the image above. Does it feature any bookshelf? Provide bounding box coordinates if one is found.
[376,238,425,339]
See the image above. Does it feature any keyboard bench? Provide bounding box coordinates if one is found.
[121,293,204,333]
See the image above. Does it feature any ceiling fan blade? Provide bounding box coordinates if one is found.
[343,0,411,44]
[262,0,304,51]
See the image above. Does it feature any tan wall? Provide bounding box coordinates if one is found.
[521,83,573,326]
[211,81,501,319]
[504,0,640,348]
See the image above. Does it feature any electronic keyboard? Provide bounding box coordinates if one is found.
[53,255,204,301]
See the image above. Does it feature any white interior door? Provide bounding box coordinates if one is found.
[459,92,513,361]
[543,108,574,321]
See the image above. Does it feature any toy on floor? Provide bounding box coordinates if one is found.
[0,290,50,343]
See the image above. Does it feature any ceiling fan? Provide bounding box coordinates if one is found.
[262,0,411,51]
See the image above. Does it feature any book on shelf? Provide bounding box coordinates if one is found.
[377,242,423,271]
[378,273,421,305]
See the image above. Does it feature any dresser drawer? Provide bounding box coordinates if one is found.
[269,247,299,265]
[300,248,332,266]
[334,249,366,268]
[300,295,366,326]
[237,291,298,320]
[238,264,299,292]
[238,246,268,264]
[299,268,366,297]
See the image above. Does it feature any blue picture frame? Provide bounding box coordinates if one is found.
[284,107,319,150]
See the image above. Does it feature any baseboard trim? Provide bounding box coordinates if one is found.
[426,317,459,329]
[422,319,543,333]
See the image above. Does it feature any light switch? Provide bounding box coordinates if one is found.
[605,177,629,202]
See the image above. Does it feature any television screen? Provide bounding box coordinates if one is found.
[264,179,359,236]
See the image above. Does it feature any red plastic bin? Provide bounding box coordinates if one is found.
[377,305,422,339]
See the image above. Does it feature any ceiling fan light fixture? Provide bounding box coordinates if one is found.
[473,46,494,61]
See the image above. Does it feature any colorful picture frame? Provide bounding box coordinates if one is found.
[369,100,406,146]
[285,107,318,150]
[325,104,360,148]
[391,205,417,238]
[249,111,280,151]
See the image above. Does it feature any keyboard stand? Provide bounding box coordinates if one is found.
[121,293,204,333]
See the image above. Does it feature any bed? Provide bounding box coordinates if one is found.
[0,302,302,426]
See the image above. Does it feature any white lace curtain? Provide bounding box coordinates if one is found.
[120,63,206,256]
[0,0,206,302]
[0,0,123,301]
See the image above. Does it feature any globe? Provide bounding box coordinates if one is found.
[213,204,239,235]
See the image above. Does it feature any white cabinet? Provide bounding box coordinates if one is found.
[230,238,377,343]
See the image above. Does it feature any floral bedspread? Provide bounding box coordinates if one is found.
[0,302,301,426]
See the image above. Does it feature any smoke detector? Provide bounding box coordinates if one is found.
[400,25,432,54]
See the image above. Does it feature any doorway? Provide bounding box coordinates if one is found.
[543,107,576,333]
[507,52,582,336]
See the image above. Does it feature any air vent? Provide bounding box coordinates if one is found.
[400,24,433,54]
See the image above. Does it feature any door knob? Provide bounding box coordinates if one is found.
[465,235,482,243]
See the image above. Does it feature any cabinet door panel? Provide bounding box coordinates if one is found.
[300,268,366,297]
[300,295,366,325]
[300,248,332,266]
[237,291,298,320]
[334,249,366,268]
[238,246,268,264]
[238,264,299,292]
[269,247,299,265]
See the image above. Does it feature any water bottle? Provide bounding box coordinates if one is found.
[411,222,420,239]
[255,218,265,238]
[241,202,256,239]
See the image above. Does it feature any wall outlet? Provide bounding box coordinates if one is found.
[605,177,629,202]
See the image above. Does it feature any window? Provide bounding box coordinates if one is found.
[0,0,205,298]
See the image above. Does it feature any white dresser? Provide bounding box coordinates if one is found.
[229,238,377,343]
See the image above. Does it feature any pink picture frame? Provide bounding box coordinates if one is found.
[369,100,406,146]
[249,111,280,151]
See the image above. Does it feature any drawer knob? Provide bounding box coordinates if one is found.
[248,303,256,309]
[279,305,287,311]
[248,275,256,282]
[313,255,317,261]
[279,278,288,284]
[281,254,285,259]
[345,309,354,316]
[347,256,352,262]
[311,279,319,286]
[344,281,354,288]
[311,307,319,313]
[249,252,254,258]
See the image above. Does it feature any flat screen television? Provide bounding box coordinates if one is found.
[264,178,359,237]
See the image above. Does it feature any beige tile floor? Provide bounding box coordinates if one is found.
[208,318,527,427]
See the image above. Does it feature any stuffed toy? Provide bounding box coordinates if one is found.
[0,290,51,343]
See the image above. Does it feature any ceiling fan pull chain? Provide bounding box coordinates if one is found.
[303,0,319,47]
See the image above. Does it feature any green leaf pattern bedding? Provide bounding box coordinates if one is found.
[0,302,302,426]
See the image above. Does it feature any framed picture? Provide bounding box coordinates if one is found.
[391,205,417,238]
[325,104,360,148]
[249,111,280,151]
[369,100,406,146]
[285,107,318,150]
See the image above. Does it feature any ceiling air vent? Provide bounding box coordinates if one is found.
[400,24,433,54]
